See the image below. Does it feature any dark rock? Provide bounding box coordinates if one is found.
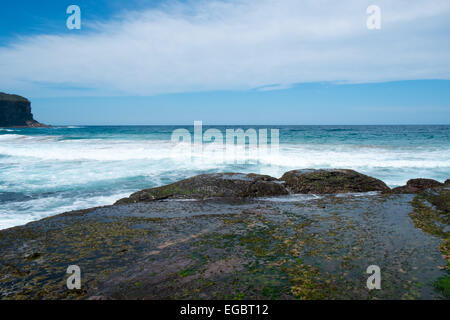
[445,179,450,185]
[116,169,394,204]
[88,295,112,300]
[23,252,43,261]
[392,178,444,194]
[0,92,47,127]
[280,169,390,194]
[115,172,288,204]
[408,178,444,189]
[391,186,414,194]
[420,188,450,213]
[0,190,445,299]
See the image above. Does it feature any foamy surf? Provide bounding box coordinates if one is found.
[0,191,131,230]
[0,125,449,229]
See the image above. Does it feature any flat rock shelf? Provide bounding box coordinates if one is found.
[0,170,448,299]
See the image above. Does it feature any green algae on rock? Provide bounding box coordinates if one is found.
[115,172,288,204]
[392,178,444,194]
[409,187,450,298]
[280,169,390,194]
[116,169,393,205]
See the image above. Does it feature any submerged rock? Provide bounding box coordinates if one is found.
[392,178,444,194]
[409,187,449,298]
[0,92,47,127]
[280,169,390,194]
[418,188,450,213]
[115,172,288,204]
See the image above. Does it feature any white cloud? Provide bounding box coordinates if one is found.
[1,0,449,97]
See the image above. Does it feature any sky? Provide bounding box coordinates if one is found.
[0,0,449,125]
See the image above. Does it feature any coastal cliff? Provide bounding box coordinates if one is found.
[0,92,47,127]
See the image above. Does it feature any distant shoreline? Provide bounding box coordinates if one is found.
[3,124,449,127]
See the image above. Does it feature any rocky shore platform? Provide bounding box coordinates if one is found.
[0,169,448,299]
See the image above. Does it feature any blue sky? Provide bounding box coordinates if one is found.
[1,0,450,124]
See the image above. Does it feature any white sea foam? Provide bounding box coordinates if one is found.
[0,136,448,182]
[0,131,449,230]
[0,191,130,230]
[0,136,448,168]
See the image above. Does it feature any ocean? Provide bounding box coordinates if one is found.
[0,125,449,230]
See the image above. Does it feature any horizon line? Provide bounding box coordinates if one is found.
[23,123,450,127]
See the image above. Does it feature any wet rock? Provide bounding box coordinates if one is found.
[1,192,447,300]
[115,173,288,204]
[408,178,444,189]
[23,252,43,261]
[392,178,444,194]
[420,187,450,213]
[88,295,112,300]
[280,169,390,194]
[116,169,394,204]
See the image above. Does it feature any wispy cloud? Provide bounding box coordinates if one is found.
[1,0,449,97]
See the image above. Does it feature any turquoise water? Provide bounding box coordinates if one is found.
[0,125,449,229]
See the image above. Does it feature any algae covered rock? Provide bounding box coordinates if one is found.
[1,188,447,300]
[392,178,444,194]
[420,188,450,213]
[116,169,394,204]
[115,172,288,204]
[280,169,390,194]
[409,186,449,298]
